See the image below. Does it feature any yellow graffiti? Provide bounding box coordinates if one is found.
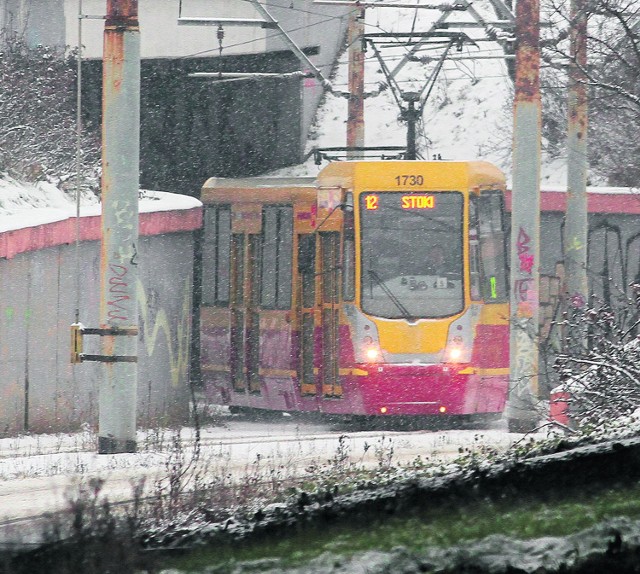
[137,278,191,387]
[566,236,584,253]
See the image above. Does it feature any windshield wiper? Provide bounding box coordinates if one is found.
[367,269,413,321]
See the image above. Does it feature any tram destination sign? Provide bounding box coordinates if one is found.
[363,193,436,211]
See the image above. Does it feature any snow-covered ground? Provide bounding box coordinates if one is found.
[0,415,543,546]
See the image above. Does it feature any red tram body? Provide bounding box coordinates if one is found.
[198,161,512,420]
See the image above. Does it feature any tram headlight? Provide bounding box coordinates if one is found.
[448,347,463,361]
[445,321,473,363]
[349,311,384,364]
[362,335,383,363]
[365,346,381,361]
[444,337,469,363]
[442,305,480,364]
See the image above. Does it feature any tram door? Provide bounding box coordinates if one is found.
[298,234,316,396]
[230,234,246,392]
[230,233,261,393]
[320,232,342,397]
[246,235,261,393]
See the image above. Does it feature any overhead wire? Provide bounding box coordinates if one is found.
[177,0,525,102]
[240,0,359,20]
[409,0,419,44]
[178,0,511,82]
[178,13,345,60]
[180,0,486,63]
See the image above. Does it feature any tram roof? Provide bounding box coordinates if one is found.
[201,176,317,204]
[200,172,640,215]
[315,160,505,190]
[203,176,316,188]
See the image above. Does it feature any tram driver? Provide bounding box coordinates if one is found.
[425,244,447,276]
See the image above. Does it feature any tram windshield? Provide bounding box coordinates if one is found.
[359,191,464,319]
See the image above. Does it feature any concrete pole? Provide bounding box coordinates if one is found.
[99,0,140,454]
[346,5,365,158]
[506,0,542,432]
[564,0,589,350]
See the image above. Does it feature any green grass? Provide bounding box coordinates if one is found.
[160,481,640,572]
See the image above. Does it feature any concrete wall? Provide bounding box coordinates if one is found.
[526,212,640,304]
[78,51,305,195]
[1,0,65,47]
[64,0,268,59]
[0,208,201,435]
[0,0,265,58]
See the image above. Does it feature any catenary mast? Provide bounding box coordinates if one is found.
[98,0,141,454]
[506,0,542,432]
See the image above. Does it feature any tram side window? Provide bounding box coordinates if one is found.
[477,193,508,303]
[343,208,355,301]
[468,200,482,300]
[202,206,231,306]
[298,234,316,308]
[261,206,293,309]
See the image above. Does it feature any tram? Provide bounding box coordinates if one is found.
[198,160,510,419]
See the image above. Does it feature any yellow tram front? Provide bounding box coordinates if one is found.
[317,161,510,418]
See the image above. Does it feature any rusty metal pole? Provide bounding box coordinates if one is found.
[346,4,365,158]
[564,0,589,349]
[506,0,542,432]
[99,0,140,454]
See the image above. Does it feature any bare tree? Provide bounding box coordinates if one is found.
[541,0,640,185]
[0,31,100,193]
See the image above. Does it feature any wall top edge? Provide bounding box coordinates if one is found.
[0,206,203,260]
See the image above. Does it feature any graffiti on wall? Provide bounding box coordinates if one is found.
[107,263,133,321]
[107,198,138,323]
[517,227,534,274]
[510,223,540,396]
[137,277,191,387]
[513,226,540,320]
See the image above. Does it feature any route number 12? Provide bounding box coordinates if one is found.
[364,195,379,210]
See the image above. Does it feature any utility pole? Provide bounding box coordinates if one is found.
[506,0,542,432]
[564,0,589,349]
[347,4,365,158]
[99,0,140,454]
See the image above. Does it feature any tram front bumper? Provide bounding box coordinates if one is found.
[353,363,467,416]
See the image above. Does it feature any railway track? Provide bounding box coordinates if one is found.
[0,415,543,547]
